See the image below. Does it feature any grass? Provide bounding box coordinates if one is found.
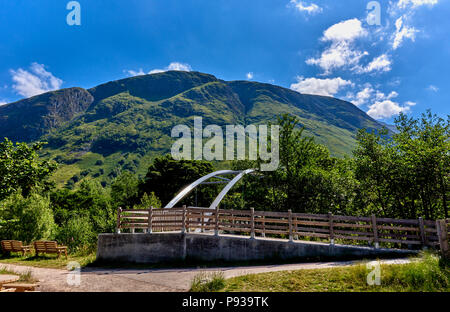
[0,251,96,269]
[0,267,37,283]
[190,271,226,292]
[190,252,449,292]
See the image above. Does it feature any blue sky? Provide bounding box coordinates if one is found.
[0,0,448,122]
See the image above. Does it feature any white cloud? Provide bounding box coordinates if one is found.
[367,99,411,119]
[365,89,414,119]
[0,101,7,106]
[306,19,369,74]
[246,72,254,80]
[427,85,439,92]
[290,76,353,97]
[149,62,192,74]
[10,63,63,98]
[358,54,392,73]
[127,62,192,76]
[392,16,418,49]
[306,42,369,74]
[290,0,322,15]
[398,0,439,9]
[127,69,146,76]
[322,19,368,42]
[347,86,375,106]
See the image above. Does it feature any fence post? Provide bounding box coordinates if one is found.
[371,214,379,249]
[148,206,153,234]
[418,217,426,248]
[116,207,122,234]
[214,206,219,236]
[181,205,186,234]
[261,215,266,238]
[329,212,335,245]
[288,209,293,242]
[436,220,449,259]
[201,211,204,233]
[250,208,255,239]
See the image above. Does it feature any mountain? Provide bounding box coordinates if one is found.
[0,71,382,187]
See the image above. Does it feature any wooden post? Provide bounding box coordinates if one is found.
[288,209,293,242]
[371,214,379,249]
[418,217,426,248]
[329,212,334,245]
[181,205,186,234]
[250,208,255,239]
[214,206,219,236]
[436,220,449,259]
[116,207,122,233]
[261,215,266,238]
[147,206,153,234]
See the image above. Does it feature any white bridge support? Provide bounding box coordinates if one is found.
[164,169,257,213]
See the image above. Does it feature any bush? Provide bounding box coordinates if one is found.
[56,215,97,251]
[190,272,225,292]
[0,191,56,243]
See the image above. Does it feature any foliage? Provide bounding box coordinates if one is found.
[133,192,161,209]
[353,111,449,219]
[139,155,217,207]
[111,171,140,209]
[0,138,57,200]
[0,191,56,243]
[56,215,97,251]
[221,252,449,292]
[190,271,226,292]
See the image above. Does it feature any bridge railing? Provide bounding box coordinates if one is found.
[116,206,449,254]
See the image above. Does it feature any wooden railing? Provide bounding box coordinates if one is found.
[117,206,449,254]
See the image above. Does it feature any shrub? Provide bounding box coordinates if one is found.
[0,191,56,243]
[56,215,97,251]
[190,272,225,292]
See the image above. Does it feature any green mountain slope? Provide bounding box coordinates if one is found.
[0,71,383,187]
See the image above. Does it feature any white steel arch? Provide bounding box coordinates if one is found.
[164,169,257,209]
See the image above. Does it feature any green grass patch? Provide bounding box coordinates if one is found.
[0,251,96,269]
[196,253,449,292]
[0,267,37,283]
[190,271,226,292]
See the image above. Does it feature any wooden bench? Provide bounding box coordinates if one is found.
[2,283,39,292]
[1,240,32,256]
[34,241,68,258]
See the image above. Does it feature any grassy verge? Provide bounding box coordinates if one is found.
[0,267,38,283]
[0,251,96,269]
[190,252,449,292]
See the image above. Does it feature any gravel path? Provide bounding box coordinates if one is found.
[0,259,410,292]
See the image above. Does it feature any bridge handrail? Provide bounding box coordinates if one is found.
[116,206,449,255]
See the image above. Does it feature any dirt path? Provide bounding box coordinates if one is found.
[0,259,410,292]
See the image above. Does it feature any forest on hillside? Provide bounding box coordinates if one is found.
[0,111,448,252]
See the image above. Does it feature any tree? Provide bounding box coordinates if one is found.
[0,138,57,200]
[353,111,449,219]
[111,171,140,209]
[0,191,56,243]
[139,155,217,207]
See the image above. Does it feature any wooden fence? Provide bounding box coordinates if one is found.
[117,206,449,254]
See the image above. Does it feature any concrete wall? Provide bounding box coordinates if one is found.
[97,233,416,264]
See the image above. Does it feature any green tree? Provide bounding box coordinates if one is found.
[0,191,56,243]
[111,171,140,209]
[0,138,57,200]
[139,155,217,207]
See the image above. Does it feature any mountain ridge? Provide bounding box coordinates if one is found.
[0,70,383,187]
